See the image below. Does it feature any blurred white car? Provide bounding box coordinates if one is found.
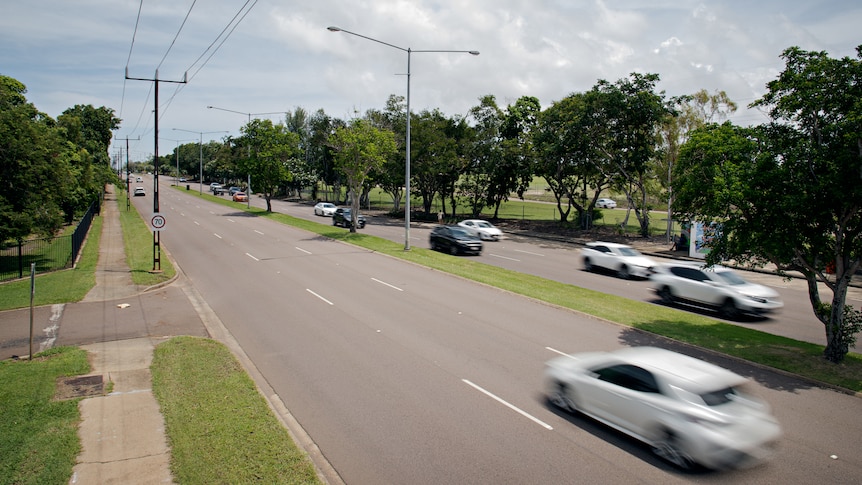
[133,186,145,197]
[314,202,337,216]
[597,198,617,209]
[581,242,656,279]
[651,262,783,319]
[457,219,503,241]
[546,346,782,470]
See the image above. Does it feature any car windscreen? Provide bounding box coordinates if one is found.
[617,247,642,257]
[712,270,747,286]
[450,228,471,237]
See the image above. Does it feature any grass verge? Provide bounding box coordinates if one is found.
[117,189,175,286]
[0,347,90,485]
[0,216,102,310]
[187,188,862,392]
[151,336,321,484]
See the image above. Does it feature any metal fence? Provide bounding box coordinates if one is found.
[0,199,99,282]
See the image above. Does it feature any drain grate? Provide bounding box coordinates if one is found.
[55,375,104,400]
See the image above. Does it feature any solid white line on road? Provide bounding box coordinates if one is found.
[372,278,403,291]
[306,289,334,305]
[462,379,553,430]
[514,249,545,257]
[227,218,235,223]
[489,254,521,262]
[246,253,259,261]
[214,234,222,239]
[194,221,200,225]
[254,230,264,235]
[295,247,312,255]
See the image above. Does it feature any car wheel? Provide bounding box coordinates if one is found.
[449,244,459,256]
[549,382,577,413]
[617,265,630,279]
[719,299,740,319]
[653,429,695,470]
[583,258,593,272]
[657,286,674,304]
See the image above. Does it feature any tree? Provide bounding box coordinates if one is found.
[0,76,69,241]
[657,90,737,239]
[329,119,396,232]
[589,73,672,237]
[366,95,407,212]
[674,45,862,362]
[409,109,461,215]
[533,93,610,226]
[238,119,300,212]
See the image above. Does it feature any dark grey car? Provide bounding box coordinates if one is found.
[429,226,483,255]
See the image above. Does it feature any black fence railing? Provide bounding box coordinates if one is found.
[0,199,100,282]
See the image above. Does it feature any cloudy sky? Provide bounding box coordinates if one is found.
[2,1,860,161]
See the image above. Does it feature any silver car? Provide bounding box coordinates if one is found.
[581,242,657,279]
[651,262,783,319]
[546,346,782,470]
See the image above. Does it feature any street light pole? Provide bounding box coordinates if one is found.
[327,26,479,250]
[172,129,229,194]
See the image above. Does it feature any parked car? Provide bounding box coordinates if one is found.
[597,198,617,209]
[179,177,186,182]
[651,262,783,319]
[133,186,145,197]
[232,192,248,202]
[209,183,222,193]
[457,219,503,241]
[581,242,656,279]
[332,208,366,228]
[314,202,337,216]
[429,226,483,255]
[545,346,782,470]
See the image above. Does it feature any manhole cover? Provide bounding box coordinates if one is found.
[55,375,104,400]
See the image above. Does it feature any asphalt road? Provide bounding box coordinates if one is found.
[132,183,862,484]
[254,190,862,353]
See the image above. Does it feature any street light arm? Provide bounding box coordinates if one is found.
[328,26,408,52]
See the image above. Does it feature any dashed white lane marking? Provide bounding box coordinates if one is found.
[306,289,334,305]
[462,379,553,430]
[372,278,403,291]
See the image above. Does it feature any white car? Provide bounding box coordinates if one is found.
[597,198,617,209]
[546,346,782,470]
[314,202,337,216]
[133,186,145,197]
[651,262,783,319]
[581,242,656,279]
[457,219,503,241]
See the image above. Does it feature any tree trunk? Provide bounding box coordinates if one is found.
[823,272,852,363]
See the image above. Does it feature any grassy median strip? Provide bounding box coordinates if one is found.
[151,336,322,484]
[0,347,90,485]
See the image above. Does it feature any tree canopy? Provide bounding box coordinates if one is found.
[673,46,862,362]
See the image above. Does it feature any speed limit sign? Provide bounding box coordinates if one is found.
[151,213,166,231]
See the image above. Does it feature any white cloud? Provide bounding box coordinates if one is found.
[1,0,859,159]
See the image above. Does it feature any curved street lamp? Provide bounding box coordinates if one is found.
[172,128,229,194]
[327,26,479,250]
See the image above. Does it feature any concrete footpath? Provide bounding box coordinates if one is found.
[69,188,175,484]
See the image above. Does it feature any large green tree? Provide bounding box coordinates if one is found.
[589,73,672,237]
[329,119,396,232]
[238,119,300,212]
[673,46,862,362]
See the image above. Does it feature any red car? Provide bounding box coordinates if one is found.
[232,192,248,202]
